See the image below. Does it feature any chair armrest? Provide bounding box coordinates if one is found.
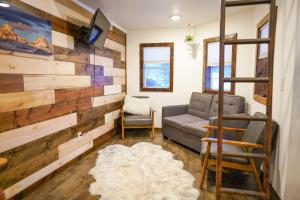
[162,104,188,118]
[203,125,246,132]
[201,137,264,149]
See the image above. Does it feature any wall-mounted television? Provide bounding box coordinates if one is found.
[82,8,110,49]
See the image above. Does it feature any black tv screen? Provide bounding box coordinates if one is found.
[87,8,110,49]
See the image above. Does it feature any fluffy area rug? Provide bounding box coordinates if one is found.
[89,142,200,200]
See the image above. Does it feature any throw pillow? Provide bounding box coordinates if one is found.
[122,96,151,116]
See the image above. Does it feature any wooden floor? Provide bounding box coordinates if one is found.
[24,130,260,200]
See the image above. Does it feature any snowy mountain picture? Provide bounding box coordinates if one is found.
[0,5,52,55]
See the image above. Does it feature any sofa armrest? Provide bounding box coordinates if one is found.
[162,105,189,118]
[208,113,250,140]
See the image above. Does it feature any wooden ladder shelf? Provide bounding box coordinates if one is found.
[217,0,277,199]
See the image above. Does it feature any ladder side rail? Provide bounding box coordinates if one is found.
[217,0,226,199]
[264,0,276,199]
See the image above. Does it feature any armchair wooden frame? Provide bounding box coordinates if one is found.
[121,110,155,144]
[0,157,7,200]
[200,125,263,192]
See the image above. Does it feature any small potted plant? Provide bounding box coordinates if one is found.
[184,35,194,45]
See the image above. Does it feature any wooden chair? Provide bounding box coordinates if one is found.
[199,112,278,192]
[0,157,8,200]
[121,96,155,143]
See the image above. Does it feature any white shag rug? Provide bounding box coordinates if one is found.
[89,142,200,200]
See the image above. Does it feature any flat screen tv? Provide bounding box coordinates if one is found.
[83,8,110,49]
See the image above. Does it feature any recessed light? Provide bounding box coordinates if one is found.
[0,2,10,7]
[170,14,181,21]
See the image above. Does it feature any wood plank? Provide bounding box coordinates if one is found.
[110,26,127,38]
[0,127,77,174]
[107,30,126,46]
[52,30,74,50]
[0,74,24,93]
[55,86,104,103]
[15,98,90,127]
[113,77,126,85]
[105,109,121,123]
[0,54,75,75]
[58,120,114,158]
[53,46,89,64]
[0,49,53,60]
[75,116,105,135]
[105,101,123,114]
[4,141,93,199]
[0,113,77,153]
[121,61,126,69]
[53,0,93,19]
[92,76,113,86]
[104,67,126,77]
[9,0,82,38]
[95,47,121,61]
[77,106,105,125]
[122,84,126,93]
[89,54,114,67]
[0,148,58,189]
[92,93,125,108]
[104,39,126,61]
[20,0,90,26]
[24,75,91,91]
[104,85,122,95]
[0,112,15,132]
[0,90,55,113]
[75,64,103,76]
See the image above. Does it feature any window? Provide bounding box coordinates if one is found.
[202,34,237,94]
[140,43,174,92]
[254,14,270,105]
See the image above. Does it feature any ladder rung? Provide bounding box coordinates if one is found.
[223,115,268,121]
[224,38,270,45]
[223,77,269,83]
[222,152,266,159]
[221,187,266,197]
[225,0,271,7]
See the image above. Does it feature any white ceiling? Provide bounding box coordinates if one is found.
[78,0,250,30]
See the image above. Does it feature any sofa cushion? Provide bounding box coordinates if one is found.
[188,92,214,119]
[208,94,245,118]
[124,115,152,126]
[200,143,248,164]
[182,120,209,138]
[163,114,202,129]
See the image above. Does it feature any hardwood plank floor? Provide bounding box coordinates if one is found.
[24,130,260,200]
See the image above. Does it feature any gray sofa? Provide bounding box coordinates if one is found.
[162,92,245,152]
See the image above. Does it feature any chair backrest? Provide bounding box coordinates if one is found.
[242,112,279,169]
[132,96,149,99]
[242,112,279,150]
[208,94,245,118]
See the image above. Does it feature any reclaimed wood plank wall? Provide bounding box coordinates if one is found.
[0,0,126,198]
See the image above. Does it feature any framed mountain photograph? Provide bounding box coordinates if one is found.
[0,5,52,55]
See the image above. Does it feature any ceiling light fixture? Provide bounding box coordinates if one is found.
[170,14,181,21]
[0,2,10,7]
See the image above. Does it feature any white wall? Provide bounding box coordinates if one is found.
[269,0,299,199]
[127,27,200,127]
[127,9,257,127]
[127,2,299,198]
